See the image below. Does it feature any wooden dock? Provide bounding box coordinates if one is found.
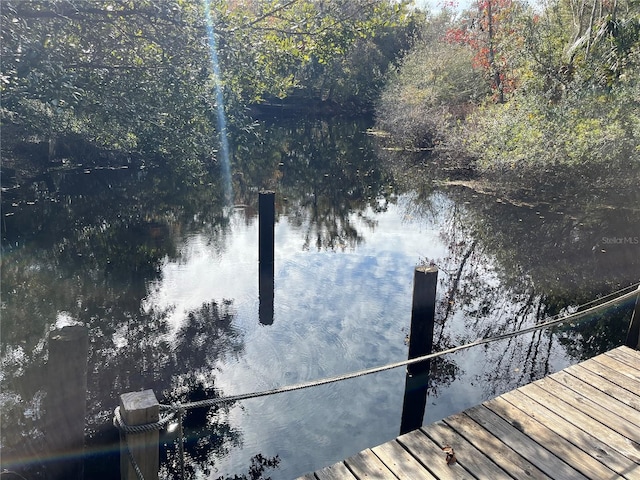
[297,345,640,479]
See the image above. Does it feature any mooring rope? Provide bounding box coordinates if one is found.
[172,284,639,411]
[113,406,177,434]
[113,283,639,479]
[114,284,639,422]
[123,434,146,480]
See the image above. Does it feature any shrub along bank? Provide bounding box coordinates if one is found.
[375,0,640,190]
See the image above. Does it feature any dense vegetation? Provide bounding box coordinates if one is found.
[1,0,415,186]
[377,0,640,187]
[4,0,638,189]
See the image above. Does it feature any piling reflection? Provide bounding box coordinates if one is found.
[234,118,396,251]
[259,192,275,325]
[394,167,639,404]
[400,372,429,435]
[45,326,89,480]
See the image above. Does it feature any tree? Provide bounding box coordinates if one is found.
[212,0,416,107]
[444,0,526,102]
[2,0,414,186]
[375,9,489,150]
[1,0,223,180]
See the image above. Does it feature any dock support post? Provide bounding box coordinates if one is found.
[119,389,160,480]
[407,265,438,376]
[46,325,89,480]
[625,285,640,349]
[400,265,438,435]
[259,191,275,325]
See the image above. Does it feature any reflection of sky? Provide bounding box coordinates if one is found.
[143,194,575,479]
[143,197,448,478]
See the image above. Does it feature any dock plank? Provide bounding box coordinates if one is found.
[519,382,640,466]
[577,356,640,395]
[485,396,613,480]
[592,352,640,385]
[564,364,640,411]
[444,411,552,479]
[422,420,508,479]
[605,346,640,370]
[397,428,474,479]
[535,375,640,442]
[344,449,397,479]
[297,346,640,480]
[314,461,357,480]
[372,440,438,479]
[504,387,638,478]
[548,370,640,428]
[464,404,588,480]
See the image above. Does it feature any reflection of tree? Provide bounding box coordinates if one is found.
[159,302,244,478]
[0,166,279,479]
[555,307,634,362]
[396,171,639,400]
[2,295,250,479]
[232,118,397,251]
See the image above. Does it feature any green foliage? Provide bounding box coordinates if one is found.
[375,0,640,182]
[1,0,224,180]
[2,0,414,182]
[461,79,639,183]
[213,0,417,109]
[376,10,489,148]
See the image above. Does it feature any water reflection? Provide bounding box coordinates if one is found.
[234,118,395,252]
[2,116,638,479]
[1,165,253,478]
[402,182,639,403]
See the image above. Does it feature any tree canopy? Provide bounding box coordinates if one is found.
[375,0,640,184]
[1,0,416,182]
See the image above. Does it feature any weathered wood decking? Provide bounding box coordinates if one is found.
[298,345,640,479]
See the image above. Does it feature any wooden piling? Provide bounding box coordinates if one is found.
[407,265,438,376]
[119,389,160,480]
[259,191,275,325]
[625,285,640,349]
[399,266,438,434]
[259,191,275,267]
[46,325,89,480]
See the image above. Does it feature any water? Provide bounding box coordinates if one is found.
[1,117,638,479]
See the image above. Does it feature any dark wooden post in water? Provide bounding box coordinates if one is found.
[119,390,160,480]
[407,265,438,376]
[259,191,275,325]
[46,325,89,480]
[625,285,640,349]
[400,265,438,435]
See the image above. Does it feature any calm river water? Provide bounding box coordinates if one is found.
[1,117,639,479]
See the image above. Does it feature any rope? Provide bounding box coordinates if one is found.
[113,424,144,480]
[176,406,186,480]
[122,434,146,480]
[113,406,176,434]
[112,406,177,480]
[170,284,640,411]
[112,284,639,467]
[560,281,640,312]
